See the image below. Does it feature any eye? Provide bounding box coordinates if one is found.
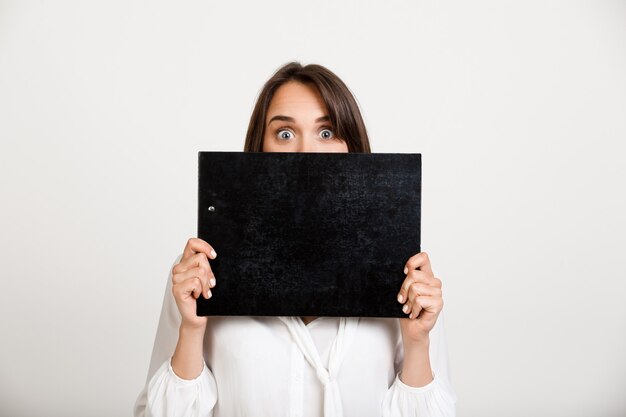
[276,129,294,140]
[320,128,334,140]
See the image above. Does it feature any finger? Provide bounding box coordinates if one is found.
[182,237,217,262]
[187,276,212,300]
[173,267,211,299]
[407,282,440,304]
[406,284,429,319]
[402,296,423,319]
[401,299,412,315]
[409,299,422,319]
[174,276,205,301]
[174,251,208,274]
[397,270,435,303]
[408,270,442,288]
[404,251,433,278]
[432,276,442,289]
[174,252,216,288]
[409,295,443,319]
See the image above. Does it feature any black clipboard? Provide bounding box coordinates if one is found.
[196,151,421,318]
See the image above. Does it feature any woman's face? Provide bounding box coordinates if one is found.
[262,81,349,153]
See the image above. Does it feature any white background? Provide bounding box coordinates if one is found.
[1,1,625,416]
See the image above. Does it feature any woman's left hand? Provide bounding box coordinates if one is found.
[396,252,444,345]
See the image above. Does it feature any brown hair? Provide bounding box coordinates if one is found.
[243,62,371,153]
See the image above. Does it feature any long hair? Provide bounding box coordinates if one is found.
[243,62,371,153]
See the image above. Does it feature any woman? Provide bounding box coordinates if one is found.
[134,62,457,417]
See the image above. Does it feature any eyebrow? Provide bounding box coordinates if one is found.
[267,115,330,125]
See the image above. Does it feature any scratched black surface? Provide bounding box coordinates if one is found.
[196,151,421,318]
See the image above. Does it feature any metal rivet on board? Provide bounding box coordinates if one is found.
[208,206,215,211]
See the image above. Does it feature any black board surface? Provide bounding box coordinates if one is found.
[196,151,421,318]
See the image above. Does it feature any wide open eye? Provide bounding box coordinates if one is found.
[276,129,294,140]
[320,128,334,140]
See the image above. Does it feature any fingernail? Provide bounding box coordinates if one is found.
[397,294,403,303]
[211,249,217,259]
[403,266,408,274]
[402,304,409,313]
[210,278,216,287]
[207,290,212,299]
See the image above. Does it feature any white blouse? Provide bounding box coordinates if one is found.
[133,254,457,417]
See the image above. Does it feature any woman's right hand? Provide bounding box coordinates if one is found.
[171,238,218,330]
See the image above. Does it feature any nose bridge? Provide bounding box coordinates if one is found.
[299,132,318,152]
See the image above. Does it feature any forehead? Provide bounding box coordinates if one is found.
[266,81,328,119]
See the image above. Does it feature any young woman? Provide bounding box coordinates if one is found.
[134,62,457,417]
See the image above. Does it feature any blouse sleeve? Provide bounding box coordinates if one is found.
[381,310,458,417]
[133,253,218,417]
